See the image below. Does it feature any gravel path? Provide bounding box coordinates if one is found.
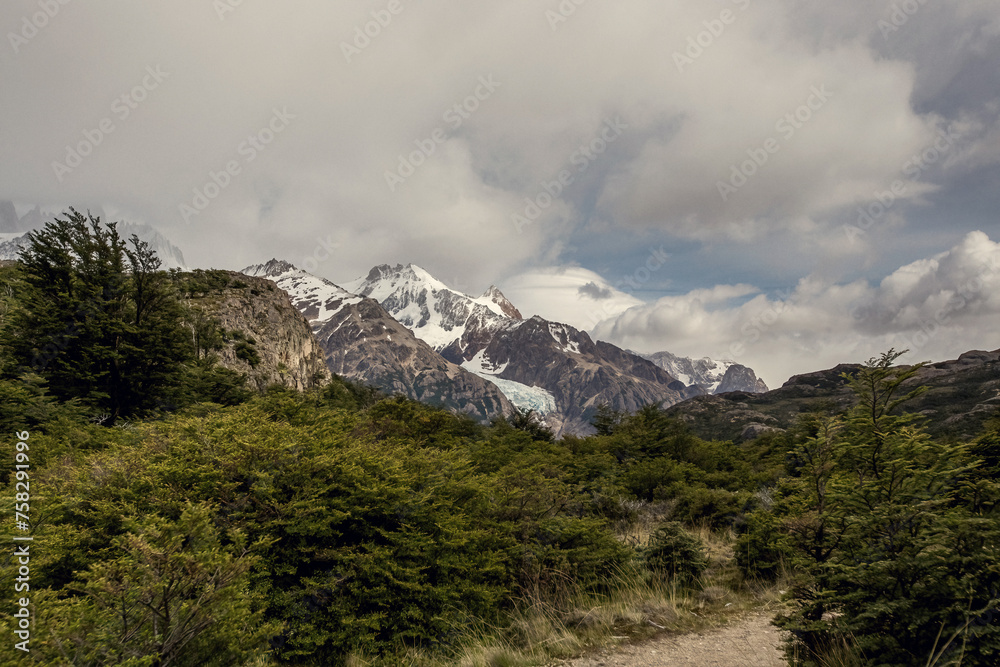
[562,613,786,667]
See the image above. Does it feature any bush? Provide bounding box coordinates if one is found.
[735,509,790,581]
[518,516,633,603]
[642,522,707,584]
[671,486,743,528]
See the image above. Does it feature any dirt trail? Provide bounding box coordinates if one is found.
[562,613,786,667]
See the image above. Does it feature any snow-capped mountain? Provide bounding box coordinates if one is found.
[244,259,361,322]
[344,263,521,351]
[242,259,512,421]
[121,223,188,270]
[637,350,768,394]
[241,260,764,434]
[345,263,699,435]
[0,233,29,264]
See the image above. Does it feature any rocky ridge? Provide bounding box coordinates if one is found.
[243,260,512,422]
[637,350,768,394]
[665,349,1000,441]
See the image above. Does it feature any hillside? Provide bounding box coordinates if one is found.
[665,349,1000,441]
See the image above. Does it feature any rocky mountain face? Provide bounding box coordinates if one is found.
[665,349,1000,442]
[183,271,330,392]
[343,263,699,435]
[716,364,769,394]
[0,234,29,263]
[121,222,188,270]
[443,317,698,434]
[242,260,512,422]
[0,201,21,233]
[637,350,768,394]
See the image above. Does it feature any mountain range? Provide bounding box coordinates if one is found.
[0,199,770,434]
[244,259,767,435]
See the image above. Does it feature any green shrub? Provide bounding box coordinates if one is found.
[735,509,790,581]
[518,516,633,602]
[670,486,743,528]
[642,521,707,584]
[234,340,261,367]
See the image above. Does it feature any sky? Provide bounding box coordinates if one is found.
[1,0,998,387]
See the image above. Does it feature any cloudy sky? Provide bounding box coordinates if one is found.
[2,0,998,386]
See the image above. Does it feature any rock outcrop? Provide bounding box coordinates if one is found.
[183,271,330,392]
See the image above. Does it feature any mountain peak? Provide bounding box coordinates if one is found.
[481,285,523,320]
[344,263,522,351]
[363,263,401,282]
[637,350,767,394]
[243,259,301,278]
[0,201,19,233]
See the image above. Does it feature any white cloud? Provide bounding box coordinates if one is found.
[501,266,643,330]
[591,232,1000,387]
[2,0,998,388]
[0,0,982,281]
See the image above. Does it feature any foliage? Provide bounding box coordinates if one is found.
[496,407,555,442]
[735,508,790,581]
[642,522,708,584]
[5,246,999,667]
[758,350,1000,666]
[3,210,192,422]
[37,502,275,666]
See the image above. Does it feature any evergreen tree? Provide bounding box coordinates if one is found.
[773,350,1000,665]
[7,209,191,422]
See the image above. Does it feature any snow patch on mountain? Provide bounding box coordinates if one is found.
[460,348,554,414]
[461,349,509,376]
[548,322,582,354]
[243,259,362,324]
[636,350,768,394]
[345,263,520,351]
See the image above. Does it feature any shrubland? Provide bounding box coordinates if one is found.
[1,215,997,665]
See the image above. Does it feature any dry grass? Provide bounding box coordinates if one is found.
[347,522,789,667]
